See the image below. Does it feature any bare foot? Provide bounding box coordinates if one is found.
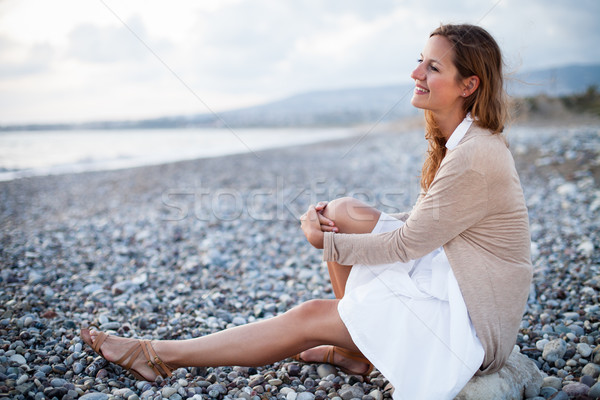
[297,345,371,375]
[80,328,169,381]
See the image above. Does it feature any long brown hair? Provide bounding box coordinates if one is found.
[420,24,507,191]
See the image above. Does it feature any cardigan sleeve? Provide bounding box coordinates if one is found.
[386,190,426,222]
[323,152,489,265]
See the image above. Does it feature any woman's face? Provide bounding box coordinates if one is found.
[410,35,466,118]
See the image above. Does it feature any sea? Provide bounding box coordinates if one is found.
[0,127,357,182]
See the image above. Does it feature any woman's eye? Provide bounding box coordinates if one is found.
[429,65,439,72]
[417,58,423,64]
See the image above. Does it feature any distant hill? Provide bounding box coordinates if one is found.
[203,84,418,128]
[3,64,599,130]
[507,64,600,97]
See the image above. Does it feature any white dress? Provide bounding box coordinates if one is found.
[337,212,485,400]
[337,116,485,399]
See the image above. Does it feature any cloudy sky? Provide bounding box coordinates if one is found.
[1,0,599,125]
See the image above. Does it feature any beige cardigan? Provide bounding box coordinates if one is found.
[323,124,532,375]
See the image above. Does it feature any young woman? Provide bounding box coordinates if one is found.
[81,24,532,399]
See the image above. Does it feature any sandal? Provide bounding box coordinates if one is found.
[293,346,374,376]
[81,328,173,380]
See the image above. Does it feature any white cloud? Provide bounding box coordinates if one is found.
[0,0,598,124]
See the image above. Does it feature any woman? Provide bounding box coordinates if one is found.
[81,24,532,399]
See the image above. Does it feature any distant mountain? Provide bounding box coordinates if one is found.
[201,84,418,128]
[3,64,599,130]
[205,63,599,127]
[507,64,600,97]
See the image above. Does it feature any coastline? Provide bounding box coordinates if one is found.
[1,121,599,399]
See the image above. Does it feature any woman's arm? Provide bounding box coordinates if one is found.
[322,158,489,265]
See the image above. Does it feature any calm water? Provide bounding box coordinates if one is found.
[0,127,356,181]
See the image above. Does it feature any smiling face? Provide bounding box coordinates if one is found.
[410,35,467,121]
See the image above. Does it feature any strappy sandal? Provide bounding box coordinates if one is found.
[81,328,173,380]
[293,346,374,376]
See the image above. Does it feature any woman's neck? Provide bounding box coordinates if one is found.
[434,111,467,141]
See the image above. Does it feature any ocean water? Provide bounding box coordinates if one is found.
[0,127,356,182]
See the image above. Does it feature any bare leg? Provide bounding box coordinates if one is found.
[82,299,359,381]
[298,197,381,371]
[320,197,381,297]
[81,198,383,380]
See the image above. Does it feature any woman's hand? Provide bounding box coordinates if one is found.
[314,201,338,233]
[301,201,339,249]
[301,205,325,249]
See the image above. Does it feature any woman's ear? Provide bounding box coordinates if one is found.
[463,75,480,96]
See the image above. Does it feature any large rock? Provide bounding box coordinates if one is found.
[454,347,544,400]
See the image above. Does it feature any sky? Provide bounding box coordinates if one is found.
[0,0,599,125]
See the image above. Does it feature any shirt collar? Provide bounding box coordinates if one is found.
[445,114,473,150]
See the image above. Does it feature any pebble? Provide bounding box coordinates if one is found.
[589,382,600,399]
[79,393,110,400]
[582,363,600,378]
[536,339,549,351]
[542,339,567,363]
[581,375,595,387]
[339,386,365,400]
[577,343,593,358]
[1,124,599,400]
[562,382,590,396]
[297,392,316,400]
[317,364,338,378]
[9,354,26,365]
[161,387,178,398]
[539,386,558,398]
[548,392,569,400]
[542,376,563,390]
[368,390,383,400]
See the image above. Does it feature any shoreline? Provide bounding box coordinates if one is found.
[0,127,363,183]
[1,121,599,399]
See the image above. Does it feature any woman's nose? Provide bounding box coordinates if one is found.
[411,64,425,81]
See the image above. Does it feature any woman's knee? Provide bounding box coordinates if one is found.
[289,299,340,336]
[290,299,337,322]
[323,197,380,234]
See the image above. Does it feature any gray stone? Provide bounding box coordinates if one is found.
[207,384,227,395]
[454,349,543,400]
[542,376,563,390]
[368,390,383,400]
[562,382,590,396]
[50,377,67,387]
[539,387,558,398]
[536,339,549,351]
[296,392,315,400]
[9,354,26,365]
[339,386,365,400]
[589,382,600,399]
[542,339,567,363]
[162,387,178,398]
[73,362,85,374]
[548,391,568,400]
[79,393,109,400]
[317,364,338,378]
[44,387,68,398]
[593,346,600,364]
[581,375,596,387]
[577,343,593,358]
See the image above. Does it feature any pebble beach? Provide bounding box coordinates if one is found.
[1,120,599,400]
